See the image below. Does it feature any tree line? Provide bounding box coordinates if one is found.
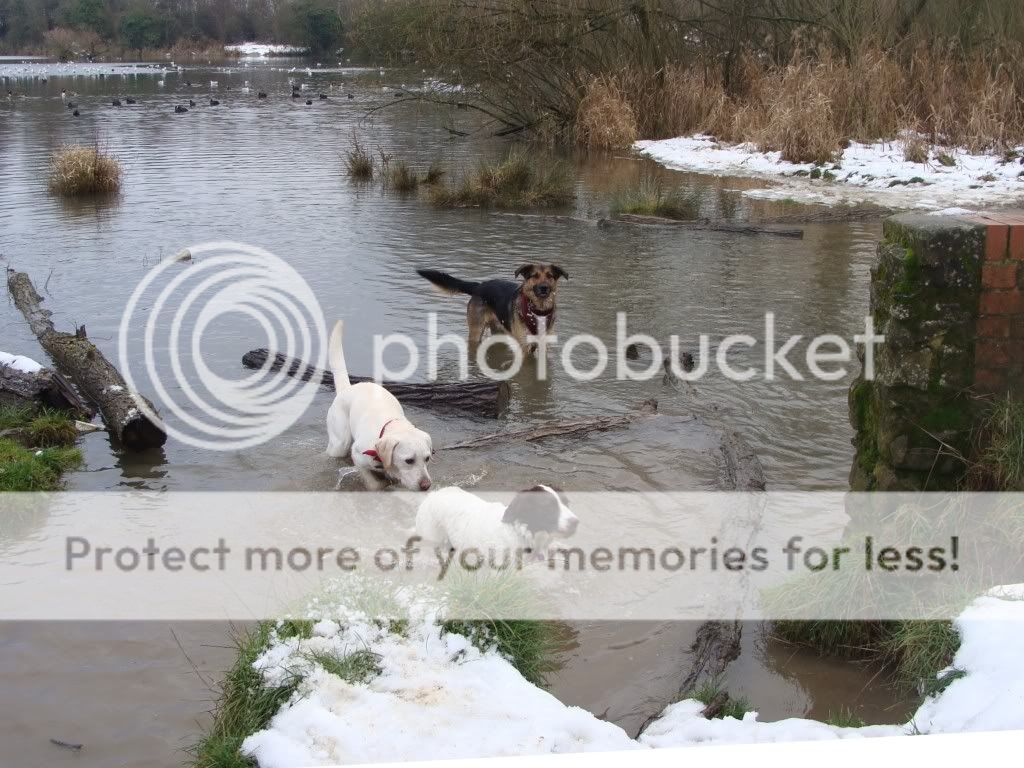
[0,0,348,55]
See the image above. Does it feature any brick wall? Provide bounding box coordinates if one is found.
[967,212,1024,396]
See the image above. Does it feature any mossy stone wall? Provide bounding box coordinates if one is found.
[850,213,987,491]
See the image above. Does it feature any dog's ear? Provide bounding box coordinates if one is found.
[514,264,535,280]
[550,264,569,281]
[502,486,560,533]
[375,435,401,471]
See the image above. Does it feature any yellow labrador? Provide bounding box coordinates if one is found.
[325,321,433,491]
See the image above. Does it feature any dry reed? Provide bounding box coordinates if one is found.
[47,145,121,197]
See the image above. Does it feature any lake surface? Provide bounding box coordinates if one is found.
[0,58,895,765]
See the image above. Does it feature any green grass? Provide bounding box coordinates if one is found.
[438,569,565,686]
[306,649,381,683]
[26,411,79,447]
[0,404,82,491]
[429,150,573,209]
[976,396,1024,490]
[192,623,300,768]
[684,678,752,719]
[610,176,701,220]
[825,707,867,728]
[921,667,966,699]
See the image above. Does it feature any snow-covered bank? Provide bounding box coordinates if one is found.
[241,614,638,766]
[236,586,1024,766]
[642,584,1024,747]
[225,43,307,58]
[634,135,1024,210]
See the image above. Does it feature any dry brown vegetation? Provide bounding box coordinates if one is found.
[48,145,122,197]
[351,1,1024,159]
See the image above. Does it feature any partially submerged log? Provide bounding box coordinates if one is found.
[242,349,510,418]
[7,269,166,450]
[0,357,93,415]
[444,399,658,449]
[601,214,804,239]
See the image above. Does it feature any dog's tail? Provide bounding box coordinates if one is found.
[328,320,351,390]
[416,269,480,297]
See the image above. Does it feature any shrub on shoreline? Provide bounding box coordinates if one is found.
[48,145,122,197]
[429,150,573,209]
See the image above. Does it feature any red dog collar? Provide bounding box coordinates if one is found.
[517,293,556,336]
[362,419,400,463]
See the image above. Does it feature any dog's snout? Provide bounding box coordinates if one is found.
[535,284,551,297]
[419,478,432,491]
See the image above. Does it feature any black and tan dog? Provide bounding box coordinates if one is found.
[417,264,568,351]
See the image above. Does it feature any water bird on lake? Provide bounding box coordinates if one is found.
[112,98,121,106]
[66,102,77,109]
[189,99,196,107]
[305,99,312,105]
[175,105,188,113]
[209,80,218,88]
[210,98,220,106]
[347,93,354,99]
[319,93,328,99]
[257,91,268,99]
[126,97,136,104]
[72,109,80,116]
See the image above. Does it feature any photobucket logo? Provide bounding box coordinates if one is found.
[118,242,326,450]
[372,313,884,383]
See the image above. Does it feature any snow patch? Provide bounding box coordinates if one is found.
[0,352,43,374]
[634,135,1024,210]
[226,43,307,58]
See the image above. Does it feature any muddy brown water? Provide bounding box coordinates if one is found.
[0,58,909,765]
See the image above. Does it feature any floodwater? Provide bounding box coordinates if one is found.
[0,57,899,765]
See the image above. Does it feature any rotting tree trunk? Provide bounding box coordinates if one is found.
[444,399,659,449]
[7,269,166,451]
[603,215,804,239]
[242,349,510,419]
[0,362,93,415]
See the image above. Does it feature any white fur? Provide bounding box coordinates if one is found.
[414,486,578,556]
[325,321,433,491]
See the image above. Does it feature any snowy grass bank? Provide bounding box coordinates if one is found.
[634,135,1024,210]
[199,585,1024,767]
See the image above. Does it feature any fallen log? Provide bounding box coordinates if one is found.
[0,358,93,416]
[601,214,804,239]
[444,399,658,449]
[7,269,167,451]
[241,349,510,418]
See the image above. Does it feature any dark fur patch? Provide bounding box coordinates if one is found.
[502,486,563,533]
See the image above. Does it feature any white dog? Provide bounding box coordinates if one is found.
[326,320,433,491]
[415,485,578,558]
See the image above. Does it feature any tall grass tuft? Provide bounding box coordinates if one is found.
[611,176,701,220]
[975,396,1024,490]
[48,145,121,197]
[429,150,573,209]
[345,135,375,180]
[387,160,420,193]
[575,76,638,149]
